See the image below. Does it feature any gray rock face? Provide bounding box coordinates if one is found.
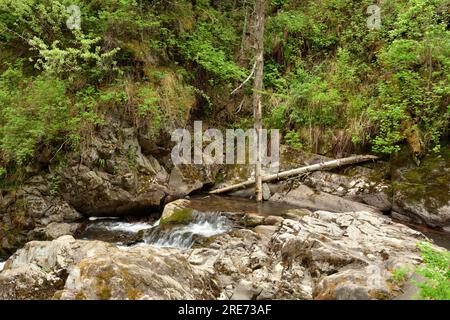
[0,177,83,258]
[392,146,450,228]
[0,210,433,300]
[0,122,172,255]
[167,164,222,200]
[0,236,217,300]
[159,199,193,225]
[270,184,381,214]
[42,222,80,240]
[303,171,392,212]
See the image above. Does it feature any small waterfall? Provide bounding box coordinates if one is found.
[0,261,5,272]
[78,220,156,244]
[144,211,231,249]
[93,221,153,233]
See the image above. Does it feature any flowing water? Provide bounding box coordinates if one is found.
[77,219,156,244]
[144,210,232,249]
[75,195,450,251]
[77,208,233,249]
[0,261,5,272]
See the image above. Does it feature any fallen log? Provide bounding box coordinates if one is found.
[209,154,378,194]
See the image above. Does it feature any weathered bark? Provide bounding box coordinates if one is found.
[209,155,378,195]
[253,0,265,202]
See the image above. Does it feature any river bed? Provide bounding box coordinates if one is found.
[76,195,450,251]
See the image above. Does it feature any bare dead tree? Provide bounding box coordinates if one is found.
[253,0,265,202]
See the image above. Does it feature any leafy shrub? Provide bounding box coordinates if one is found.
[415,242,450,300]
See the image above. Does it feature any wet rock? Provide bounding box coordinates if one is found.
[42,222,80,240]
[303,171,392,212]
[271,184,381,214]
[243,213,265,228]
[160,199,193,225]
[263,215,284,226]
[392,146,450,228]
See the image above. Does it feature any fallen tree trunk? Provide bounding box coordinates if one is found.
[209,154,378,195]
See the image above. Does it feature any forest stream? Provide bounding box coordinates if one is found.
[75,195,450,251]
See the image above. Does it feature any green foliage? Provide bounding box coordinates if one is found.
[414,242,450,300]
[0,68,70,164]
[263,0,449,155]
[29,32,120,79]
[0,65,106,166]
[392,267,410,284]
[0,0,448,172]
[180,21,246,83]
[284,131,303,150]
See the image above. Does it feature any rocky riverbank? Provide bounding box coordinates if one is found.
[0,204,435,300]
[1,115,449,260]
[1,115,449,299]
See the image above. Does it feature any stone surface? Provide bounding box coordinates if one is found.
[263,215,284,226]
[303,171,392,212]
[0,209,440,300]
[262,183,271,201]
[271,184,381,214]
[43,222,80,240]
[159,199,193,225]
[0,236,217,300]
[243,213,265,227]
[0,123,173,256]
[392,146,450,228]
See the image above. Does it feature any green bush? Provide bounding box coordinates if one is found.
[415,242,450,300]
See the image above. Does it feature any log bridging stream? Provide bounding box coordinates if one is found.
[209,154,379,194]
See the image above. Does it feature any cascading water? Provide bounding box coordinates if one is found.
[89,221,153,233]
[0,261,5,272]
[144,211,232,249]
[78,220,155,244]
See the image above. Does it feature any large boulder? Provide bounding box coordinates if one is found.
[0,176,83,259]
[392,146,450,228]
[302,170,392,212]
[58,244,217,300]
[0,235,217,300]
[50,124,170,217]
[270,184,381,214]
[159,199,193,225]
[270,211,428,300]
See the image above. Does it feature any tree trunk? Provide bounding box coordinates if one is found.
[253,0,265,202]
[210,155,378,195]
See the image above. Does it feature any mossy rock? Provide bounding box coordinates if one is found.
[160,207,194,225]
[243,214,265,228]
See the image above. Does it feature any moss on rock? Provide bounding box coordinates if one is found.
[160,207,194,225]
